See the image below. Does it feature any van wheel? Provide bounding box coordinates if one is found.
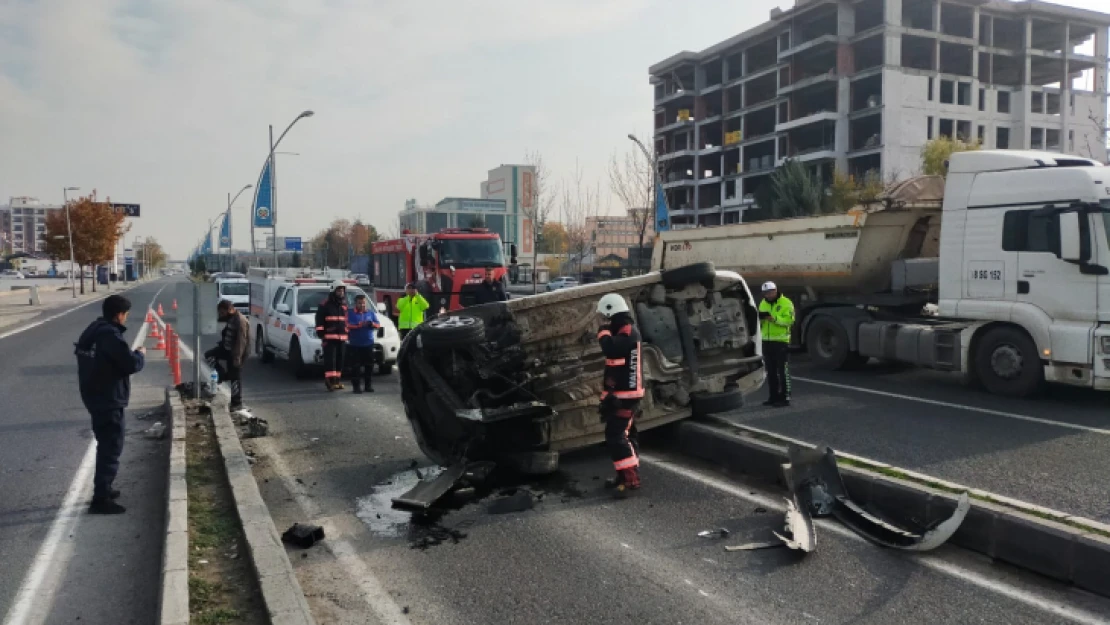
[661,262,716,290]
[691,387,745,417]
[256,328,274,363]
[289,338,310,379]
[421,315,485,349]
[975,327,1043,397]
[806,316,865,369]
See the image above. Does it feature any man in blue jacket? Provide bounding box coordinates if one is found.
[346,294,381,394]
[75,295,146,514]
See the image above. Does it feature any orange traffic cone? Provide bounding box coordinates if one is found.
[172,299,178,311]
[155,331,167,351]
[146,310,154,324]
[150,324,161,339]
[157,303,165,316]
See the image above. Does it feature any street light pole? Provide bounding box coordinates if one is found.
[627,133,667,235]
[269,110,315,270]
[62,186,79,298]
[220,184,252,273]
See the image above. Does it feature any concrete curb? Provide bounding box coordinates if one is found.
[160,387,190,625]
[209,397,317,625]
[670,418,1110,599]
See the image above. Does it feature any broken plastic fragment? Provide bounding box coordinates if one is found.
[697,528,731,539]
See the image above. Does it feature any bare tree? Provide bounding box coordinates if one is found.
[519,150,556,293]
[561,159,604,279]
[609,145,655,268]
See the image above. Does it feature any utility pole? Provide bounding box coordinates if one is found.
[63,187,79,298]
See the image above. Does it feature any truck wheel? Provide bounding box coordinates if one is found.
[256,329,274,364]
[378,362,393,375]
[661,262,716,290]
[974,327,1044,397]
[289,338,310,379]
[805,316,864,370]
[420,315,485,349]
[691,387,745,417]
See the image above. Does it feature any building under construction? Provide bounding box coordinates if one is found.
[649,0,1110,227]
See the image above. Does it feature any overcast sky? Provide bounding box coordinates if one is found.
[1,0,1105,258]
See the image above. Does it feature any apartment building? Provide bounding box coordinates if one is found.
[585,211,655,260]
[1,197,62,255]
[649,0,1110,227]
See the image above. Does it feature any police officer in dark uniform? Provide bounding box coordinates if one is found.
[596,293,644,498]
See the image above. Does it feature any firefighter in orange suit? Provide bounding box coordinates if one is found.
[596,293,644,498]
[316,281,349,391]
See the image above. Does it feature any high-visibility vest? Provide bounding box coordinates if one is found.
[759,295,795,343]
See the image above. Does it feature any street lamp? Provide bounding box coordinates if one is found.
[627,134,668,233]
[269,110,315,269]
[62,186,80,298]
[218,184,253,273]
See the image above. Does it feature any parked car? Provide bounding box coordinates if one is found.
[1,270,25,279]
[545,276,579,292]
[350,273,371,288]
[398,262,765,478]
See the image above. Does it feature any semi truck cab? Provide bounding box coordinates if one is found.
[940,150,1110,392]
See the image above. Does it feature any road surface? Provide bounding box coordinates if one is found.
[196,330,1110,625]
[0,279,170,625]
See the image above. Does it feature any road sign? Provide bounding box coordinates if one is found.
[285,237,302,251]
[95,203,141,217]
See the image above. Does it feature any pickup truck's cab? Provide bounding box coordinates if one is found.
[940,150,1110,392]
[253,278,401,376]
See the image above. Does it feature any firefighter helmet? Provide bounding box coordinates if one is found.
[331,281,347,292]
[597,293,629,318]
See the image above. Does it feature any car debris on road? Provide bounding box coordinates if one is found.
[726,444,969,555]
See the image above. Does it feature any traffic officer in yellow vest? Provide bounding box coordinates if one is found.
[396,283,430,340]
[596,293,644,498]
[759,281,795,407]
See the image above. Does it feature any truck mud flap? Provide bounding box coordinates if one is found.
[783,443,968,553]
[391,464,467,512]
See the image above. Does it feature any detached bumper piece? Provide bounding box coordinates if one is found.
[770,444,969,554]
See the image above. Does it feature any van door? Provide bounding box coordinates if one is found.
[274,288,297,355]
[1003,207,1100,367]
[267,286,289,354]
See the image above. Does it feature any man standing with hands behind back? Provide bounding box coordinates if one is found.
[759,281,795,408]
[75,294,146,514]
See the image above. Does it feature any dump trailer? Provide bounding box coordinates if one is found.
[653,150,1110,397]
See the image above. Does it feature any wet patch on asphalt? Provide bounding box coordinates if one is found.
[356,464,590,549]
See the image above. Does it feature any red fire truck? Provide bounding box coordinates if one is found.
[370,228,516,318]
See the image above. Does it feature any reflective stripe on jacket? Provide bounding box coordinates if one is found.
[598,321,644,400]
[315,295,349,341]
[396,294,429,330]
[759,295,795,343]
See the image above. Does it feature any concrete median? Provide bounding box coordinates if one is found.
[667,417,1110,599]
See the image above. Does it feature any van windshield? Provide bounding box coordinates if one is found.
[220,282,249,296]
[296,288,366,314]
[438,239,504,268]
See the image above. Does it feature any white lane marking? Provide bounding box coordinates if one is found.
[793,376,1110,436]
[251,435,413,625]
[3,284,165,625]
[0,281,156,342]
[641,453,1110,625]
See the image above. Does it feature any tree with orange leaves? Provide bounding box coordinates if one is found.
[44,192,128,294]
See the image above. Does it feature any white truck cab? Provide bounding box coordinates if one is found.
[249,270,401,377]
[940,150,1110,391]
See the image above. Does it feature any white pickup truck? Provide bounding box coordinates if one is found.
[249,270,401,377]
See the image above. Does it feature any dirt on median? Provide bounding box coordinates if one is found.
[186,404,268,624]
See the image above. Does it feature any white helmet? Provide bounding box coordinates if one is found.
[331,280,347,292]
[761,281,777,292]
[597,293,629,318]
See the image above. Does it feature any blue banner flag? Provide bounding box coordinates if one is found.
[655,183,670,232]
[252,157,274,228]
[219,212,232,249]
[201,232,212,255]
